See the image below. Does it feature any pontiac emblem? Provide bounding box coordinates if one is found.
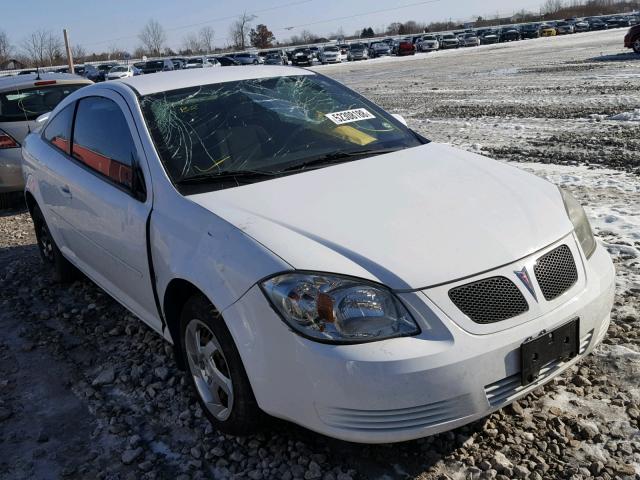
[515,267,537,302]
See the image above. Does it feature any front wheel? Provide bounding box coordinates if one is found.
[180,294,262,436]
[633,38,640,54]
[31,204,76,282]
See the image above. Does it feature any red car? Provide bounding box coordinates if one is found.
[395,40,416,56]
[624,25,640,54]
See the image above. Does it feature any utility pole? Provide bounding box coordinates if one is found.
[63,29,74,74]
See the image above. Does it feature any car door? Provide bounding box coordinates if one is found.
[53,91,161,332]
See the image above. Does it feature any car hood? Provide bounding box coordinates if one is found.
[188,143,573,290]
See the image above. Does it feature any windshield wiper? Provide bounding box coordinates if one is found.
[176,169,278,185]
[281,147,402,173]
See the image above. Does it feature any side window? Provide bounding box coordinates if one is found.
[43,103,75,155]
[72,97,135,189]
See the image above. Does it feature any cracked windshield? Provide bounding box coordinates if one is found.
[140,74,423,190]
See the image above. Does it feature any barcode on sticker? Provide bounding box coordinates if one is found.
[325,108,375,125]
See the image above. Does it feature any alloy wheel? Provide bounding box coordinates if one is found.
[633,39,640,54]
[185,319,234,421]
[38,221,55,263]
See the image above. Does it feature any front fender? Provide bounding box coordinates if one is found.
[151,196,291,323]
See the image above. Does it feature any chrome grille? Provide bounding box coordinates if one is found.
[534,245,578,301]
[448,276,529,324]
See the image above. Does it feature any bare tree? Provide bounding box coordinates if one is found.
[229,12,256,50]
[182,33,202,54]
[199,26,215,53]
[71,44,86,63]
[44,32,64,65]
[542,0,564,14]
[299,30,316,44]
[0,30,12,64]
[138,19,166,56]
[133,46,147,59]
[22,30,49,67]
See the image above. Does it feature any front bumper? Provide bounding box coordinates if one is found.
[223,240,615,443]
[0,148,25,193]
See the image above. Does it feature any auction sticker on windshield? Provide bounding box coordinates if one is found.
[325,108,376,125]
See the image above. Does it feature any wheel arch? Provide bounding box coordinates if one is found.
[163,278,222,369]
[24,190,37,215]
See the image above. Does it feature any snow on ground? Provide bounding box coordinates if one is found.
[0,28,639,480]
[316,27,640,173]
[517,162,640,296]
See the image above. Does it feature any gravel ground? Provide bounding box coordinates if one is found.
[1,29,639,480]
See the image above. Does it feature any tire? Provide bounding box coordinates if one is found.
[30,204,77,283]
[180,294,262,436]
[633,38,640,54]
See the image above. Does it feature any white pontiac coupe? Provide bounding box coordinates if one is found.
[22,67,614,443]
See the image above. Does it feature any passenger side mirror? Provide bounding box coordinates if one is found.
[391,113,408,127]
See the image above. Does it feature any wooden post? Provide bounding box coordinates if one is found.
[63,29,74,74]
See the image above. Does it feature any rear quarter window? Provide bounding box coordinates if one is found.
[0,84,84,122]
[43,103,75,155]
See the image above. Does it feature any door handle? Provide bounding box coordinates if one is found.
[60,185,72,198]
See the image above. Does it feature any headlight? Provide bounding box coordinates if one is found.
[261,273,420,343]
[559,188,596,259]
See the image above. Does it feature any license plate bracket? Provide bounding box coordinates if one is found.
[521,319,579,386]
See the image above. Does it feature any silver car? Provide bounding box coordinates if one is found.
[0,73,91,207]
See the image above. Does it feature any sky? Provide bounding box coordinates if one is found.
[4,0,545,53]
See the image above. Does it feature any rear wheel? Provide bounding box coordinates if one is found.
[31,204,76,282]
[180,294,262,436]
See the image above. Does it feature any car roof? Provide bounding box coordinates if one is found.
[0,73,92,92]
[118,66,315,96]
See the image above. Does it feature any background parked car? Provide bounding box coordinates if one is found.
[264,52,287,65]
[336,44,349,62]
[439,33,460,49]
[309,46,320,59]
[171,58,187,70]
[347,43,369,61]
[213,56,240,66]
[139,59,174,74]
[480,30,500,44]
[608,16,632,28]
[0,73,91,207]
[624,24,640,53]
[264,49,289,65]
[106,65,141,80]
[230,52,261,65]
[367,42,391,58]
[462,33,480,47]
[392,39,415,56]
[573,19,590,32]
[555,21,575,34]
[185,57,216,69]
[93,63,117,82]
[521,23,541,39]
[541,24,558,36]
[586,17,608,30]
[82,65,102,82]
[501,27,521,42]
[291,48,313,66]
[318,45,341,64]
[416,34,439,51]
